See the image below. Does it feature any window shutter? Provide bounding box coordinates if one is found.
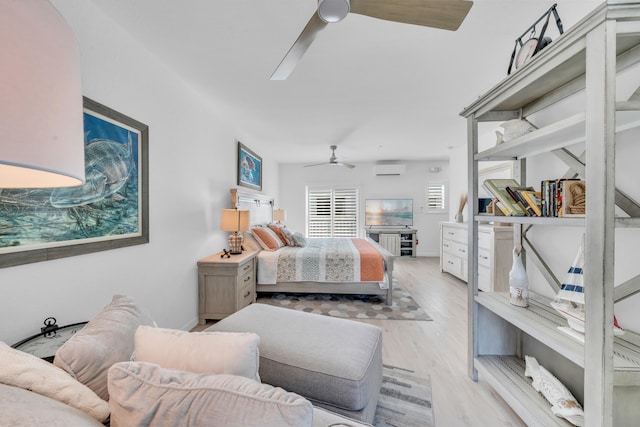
[427,183,446,211]
[307,187,359,238]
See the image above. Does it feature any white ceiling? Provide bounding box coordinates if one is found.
[90,0,600,164]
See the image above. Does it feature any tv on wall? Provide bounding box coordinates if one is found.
[365,199,413,227]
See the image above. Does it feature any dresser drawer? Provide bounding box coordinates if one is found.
[478,247,491,268]
[451,241,468,260]
[441,239,455,255]
[442,227,467,244]
[478,265,490,292]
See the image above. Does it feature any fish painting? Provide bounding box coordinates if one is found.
[50,136,134,208]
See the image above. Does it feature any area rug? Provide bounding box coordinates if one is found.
[256,286,431,321]
[374,365,434,427]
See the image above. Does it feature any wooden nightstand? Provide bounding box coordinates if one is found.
[197,250,258,324]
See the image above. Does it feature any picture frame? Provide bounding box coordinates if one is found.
[0,97,149,268]
[237,141,262,191]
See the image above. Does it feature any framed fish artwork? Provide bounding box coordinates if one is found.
[0,97,149,268]
[237,141,262,192]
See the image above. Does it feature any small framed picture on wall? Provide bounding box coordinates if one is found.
[237,141,262,191]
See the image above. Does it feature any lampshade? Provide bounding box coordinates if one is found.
[0,0,85,188]
[317,0,350,23]
[273,209,287,222]
[220,209,250,232]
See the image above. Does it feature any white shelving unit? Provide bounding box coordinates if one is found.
[460,2,640,426]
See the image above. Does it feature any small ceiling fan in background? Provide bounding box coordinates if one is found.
[271,0,474,80]
[305,145,356,168]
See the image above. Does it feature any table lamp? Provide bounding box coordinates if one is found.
[273,209,287,224]
[220,209,250,254]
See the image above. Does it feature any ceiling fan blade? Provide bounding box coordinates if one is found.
[270,13,328,80]
[337,162,356,169]
[304,162,329,168]
[350,0,473,31]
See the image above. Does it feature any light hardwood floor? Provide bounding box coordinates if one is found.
[196,257,526,426]
[359,257,526,427]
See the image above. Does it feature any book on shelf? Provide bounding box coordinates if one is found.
[541,178,584,217]
[483,179,526,216]
[520,190,543,216]
[506,186,537,216]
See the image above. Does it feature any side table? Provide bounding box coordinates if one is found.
[197,250,258,324]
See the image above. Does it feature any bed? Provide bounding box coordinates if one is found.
[230,188,394,304]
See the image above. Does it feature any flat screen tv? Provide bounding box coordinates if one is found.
[365,199,413,227]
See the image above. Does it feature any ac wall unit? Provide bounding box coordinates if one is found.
[374,164,406,176]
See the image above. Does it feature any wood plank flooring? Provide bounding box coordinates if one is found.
[359,257,526,427]
[196,257,526,426]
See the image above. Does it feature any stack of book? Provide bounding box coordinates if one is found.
[483,178,585,217]
[541,179,586,217]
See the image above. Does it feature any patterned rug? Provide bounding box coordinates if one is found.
[375,365,434,427]
[256,286,431,321]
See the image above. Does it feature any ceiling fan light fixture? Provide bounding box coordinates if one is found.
[317,0,350,23]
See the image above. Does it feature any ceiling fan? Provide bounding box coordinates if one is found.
[305,145,356,168]
[271,0,474,80]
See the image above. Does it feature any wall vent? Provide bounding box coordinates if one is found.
[374,164,406,176]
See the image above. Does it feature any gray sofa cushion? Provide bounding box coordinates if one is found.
[54,294,155,401]
[209,303,383,422]
[0,383,104,427]
[108,361,313,427]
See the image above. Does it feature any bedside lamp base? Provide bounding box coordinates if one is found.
[228,232,244,254]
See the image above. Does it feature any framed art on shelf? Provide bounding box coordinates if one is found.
[0,97,149,268]
[237,141,262,191]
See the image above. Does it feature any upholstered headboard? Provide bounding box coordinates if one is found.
[230,188,274,226]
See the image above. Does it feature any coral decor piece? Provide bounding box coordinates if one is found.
[495,118,537,145]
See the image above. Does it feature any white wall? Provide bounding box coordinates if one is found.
[0,2,278,344]
[278,160,449,256]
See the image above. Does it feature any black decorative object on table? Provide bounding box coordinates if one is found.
[11,317,88,362]
[508,3,564,74]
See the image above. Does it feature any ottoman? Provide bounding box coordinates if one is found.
[208,303,383,423]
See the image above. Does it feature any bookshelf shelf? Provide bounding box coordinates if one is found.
[460,3,640,425]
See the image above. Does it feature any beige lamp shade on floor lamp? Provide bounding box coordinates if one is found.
[221,209,250,254]
[0,0,85,188]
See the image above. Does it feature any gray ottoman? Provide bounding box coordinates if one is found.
[208,303,383,423]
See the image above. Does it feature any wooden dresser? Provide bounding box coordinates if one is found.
[197,250,257,324]
[440,222,513,292]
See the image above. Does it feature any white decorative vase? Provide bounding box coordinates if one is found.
[509,245,529,307]
[454,212,463,223]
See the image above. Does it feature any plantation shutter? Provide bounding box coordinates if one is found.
[427,183,446,211]
[307,187,359,237]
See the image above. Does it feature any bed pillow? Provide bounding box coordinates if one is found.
[53,295,155,401]
[0,342,109,423]
[134,326,260,382]
[292,232,307,247]
[243,230,262,252]
[108,361,313,427]
[251,227,284,251]
[268,225,292,246]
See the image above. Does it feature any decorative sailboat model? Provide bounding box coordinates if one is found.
[550,235,624,343]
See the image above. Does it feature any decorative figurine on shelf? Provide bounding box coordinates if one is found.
[524,356,584,426]
[509,244,529,307]
[495,118,537,145]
